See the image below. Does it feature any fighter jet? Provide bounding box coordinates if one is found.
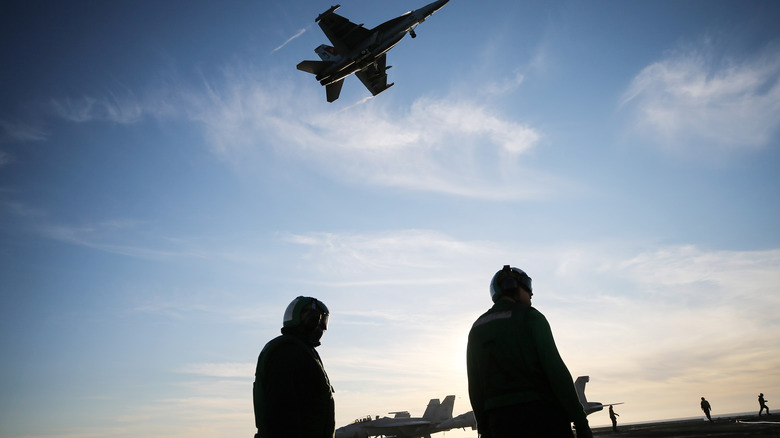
[335,395,472,438]
[575,376,625,416]
[432,410,476,433]
[297,0,450,102]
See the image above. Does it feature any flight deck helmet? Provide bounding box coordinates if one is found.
[283,296,330,331]
[489,265,532,303]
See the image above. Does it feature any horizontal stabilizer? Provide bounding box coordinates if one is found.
[376,82,394,96]
[326,78,344,102]
[297,60,330,75]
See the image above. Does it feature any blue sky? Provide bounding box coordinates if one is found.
[2,0,780,436]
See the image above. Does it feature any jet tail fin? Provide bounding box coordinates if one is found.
[575,375,624,416]
[314,44,340,62]
[423,395,456,423]
[326,79,344,102]
[575,376,590,407]
[422,399,440,421]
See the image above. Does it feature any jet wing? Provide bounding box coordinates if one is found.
[355,54,394,97]
[360,418,431,436]
[317,12,372,56]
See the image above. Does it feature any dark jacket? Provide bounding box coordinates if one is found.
[467,300,588,434]
[254,328,335,438]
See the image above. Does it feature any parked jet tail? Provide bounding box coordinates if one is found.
[422,395,456,423]
[575,376,624,416]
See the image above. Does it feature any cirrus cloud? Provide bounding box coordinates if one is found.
[620,42,780,159]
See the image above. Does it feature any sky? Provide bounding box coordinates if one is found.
[1,0,780,437]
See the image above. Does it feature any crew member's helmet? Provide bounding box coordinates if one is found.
[489,265,532,303]
[283,296,330,331]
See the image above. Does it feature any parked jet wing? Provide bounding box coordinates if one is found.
[317,12,371,56]
[359,418,431,435]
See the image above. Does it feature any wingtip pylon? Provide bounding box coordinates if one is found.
[316,5,341,22]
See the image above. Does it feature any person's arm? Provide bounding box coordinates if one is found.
[529,312,591,434]
[467,333,491,437]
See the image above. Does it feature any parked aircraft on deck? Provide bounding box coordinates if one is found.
[335,395,476,438]
[335,375,618,437]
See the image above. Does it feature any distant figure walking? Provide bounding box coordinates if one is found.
[609,405,619,432]
[700,397,713,422]
[758,393,771,416]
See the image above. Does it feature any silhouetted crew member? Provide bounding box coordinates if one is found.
[253,297,334,438]
[467,265,593,438]
[700,397,712,422]
[609,405,619,432]
[758,393,770,416]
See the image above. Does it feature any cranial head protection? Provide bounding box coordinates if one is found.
[489,265,532,303]
[283,296,330,331]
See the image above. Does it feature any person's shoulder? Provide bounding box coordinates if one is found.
[524,307,551,326]
[473,304,501,321]
[525,306,545,319]
[264,334,310,357]
[469,304,514,331]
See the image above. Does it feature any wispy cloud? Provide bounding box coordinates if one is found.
[39,220,209,260]
[285,229,496,274]
[0,150,12,167]
[272,28,307,54]
[36,59,556,200]
[178,362,254,378]
[51,94,145,124]
[1,200,47,219]
[482,70,525,96]
[48,82,180,125]
[186,67,557,200]
[620,41,780,159]
[0,119,48,143]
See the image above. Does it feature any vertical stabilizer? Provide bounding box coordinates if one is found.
[422,398,440,421]
[437,395,456,422]
[314,44,341,62]
[575,376,590,406]
[575,375,611,415]
[423,395,456,422]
